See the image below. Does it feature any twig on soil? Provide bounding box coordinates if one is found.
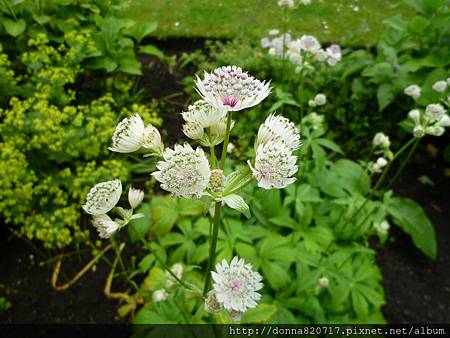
[51,244,113,291]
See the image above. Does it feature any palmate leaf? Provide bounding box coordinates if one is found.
[241,304,278,324]
[2,18,26,37]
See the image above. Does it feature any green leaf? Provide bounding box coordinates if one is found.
[352,289,369,318]
[315,138,344,154]
[261,261,291,289]
[126,21,157,43]
[143,267,166,291]
[138,254,155,273]
[2,18,26,37]
[133,305,167,324]
[222,194,250,218]
[386,197,437,259]
[241,304,278,323]
[118,57,142,75]
[151,197,179,235]
[377,83,396,111]
[139,45,164,60]
[128,204,151,243]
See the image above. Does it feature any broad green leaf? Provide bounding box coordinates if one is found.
[261,261,291,289]
[241,304,278,324]
[133,305,167,324]
[139,45,164,60]
[377,83,396,111]
[351,289,369,318]
[386,197,437,258]
[222,194,250,218]
[126,22,157,43]
[143,267,166,291]
[128,204,151,242]
[3,18,26,37]
[151,197,179,235]
[315,138,344,154]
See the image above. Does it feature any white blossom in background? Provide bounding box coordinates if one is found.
[211,256,263,315]
[372,132,391,148]
[432,80,447,93]
[277,0,295,8]
[249,142,298,189]
[152,144,211,198]
[269,29,280,36]
[425,103,446,122]
[300,0,312,5]
[298,35,321,54]
[91,214,120,239]
[166,263,184,287]
[314,93,327,106]
[128,187,144,210]
[152,289,168,302]
[374,220,390,236]
[318,276,329,288]
[326,44,342,66]
[195,66,271,112]
[256,114,301,150]
[82,179,122,215]
[404,85,421,100]
[371,157,388,173]
[408,109,421,125]
[425,126,445,137]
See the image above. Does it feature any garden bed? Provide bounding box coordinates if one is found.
[1,45,449,323]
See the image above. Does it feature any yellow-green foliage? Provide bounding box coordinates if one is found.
[0,31,161,249]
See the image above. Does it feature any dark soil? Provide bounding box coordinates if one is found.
[0,39,449,325]
[376,139,450,324]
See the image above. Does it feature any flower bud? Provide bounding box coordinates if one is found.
[205,291,222,314]
[208,169,226,193]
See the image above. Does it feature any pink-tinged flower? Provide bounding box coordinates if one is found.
[195,66,271,112]
[249,142,298,190]
[152,144,211,198]
[326,44,342,66]
[211,256,263,314]
[256,114,301,150]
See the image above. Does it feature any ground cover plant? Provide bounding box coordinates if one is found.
[0,0,449,329]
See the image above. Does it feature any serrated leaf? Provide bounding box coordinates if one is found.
[139,45,164,60]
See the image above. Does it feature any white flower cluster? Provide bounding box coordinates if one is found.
[152,144,212,198]
[195,66,271,112]
[277,0,311,8]
[408,104,449,138]
[206,256,263,321]
[374,220,390,236]
[182,100,234,146]
[404,84,421,100]
[82,180,144,238]
[261,32,341,71]
[250,114,300,189]
[302,112,325,130]
[369,132,393,174]
[432,78,449,93]
[308,93,327,107]
[109,113,163,155]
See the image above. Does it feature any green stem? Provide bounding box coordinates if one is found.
[152,251,193,291]
[340,137,417,228]
[386,138,420,189]
[299,72,305,121]
[110,237,139,293]
[219,112,232,169]
[203,202,222,296]
[207,127,217,168]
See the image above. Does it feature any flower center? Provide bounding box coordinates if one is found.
[222,95,238,108]
[231,278,242,291]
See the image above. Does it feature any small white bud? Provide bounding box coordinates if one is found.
[318,276,329,287]
[404,85,421,100]
[432,80,447,93]
[152,289,168,302]
[314,93,327,106]
[128,187,144,209]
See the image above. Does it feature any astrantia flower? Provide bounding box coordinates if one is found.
[128,187,144,209]
[326,44,342,66]
[211,256,263,313]
[142,124,164,154]
[249,142,298,189]
[277,0,295,8]
[432,80,447,93]
[182,100,226,128]
[152,289,168,302]
[425,103,446,122]
[371,157,388,173]
[195,66,271,111]
[256,114,301,150]
[183,121,205,140]
[109,114,145,153]
[374,220,390,236]
[314,93,327,106]
[298,35,321,54]
[92,214,120,239]
[82,179,122,215]
[404,85,421,100]
[152,144,211,197]
[372,132,390,148]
